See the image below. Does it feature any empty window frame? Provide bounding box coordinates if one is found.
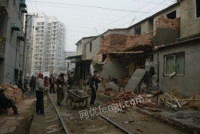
[135,26,141,35]
[90,43,92,52]
[197,0,200,18]
[164,52,185,76]
[167,10,176,19]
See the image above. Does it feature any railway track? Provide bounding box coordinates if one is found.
[46,93,134,134]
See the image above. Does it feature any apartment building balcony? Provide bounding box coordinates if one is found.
[17,35,24,41]
[11,23,20,31]
[19,0,26,8]
[21,8,27,13]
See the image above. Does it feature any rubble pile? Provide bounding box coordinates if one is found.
[101,34,127,53]
[104,88,116,96]
[119,75,131,88]
[101,78,109,88]
[107,91,137,104]
[159,89,200,110]
[155,16,180,30]
[1,83,23,103]
[188,94,200,110]
[124,34,152,51]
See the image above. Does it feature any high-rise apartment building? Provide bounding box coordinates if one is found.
[31,13,66,76]
[63,51,76,73]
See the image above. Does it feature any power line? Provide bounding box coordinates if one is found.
[30,1,149,13]
[95,0,161,29]
[97,13,135,28]
[40,10,121,22]
[112,0,172,28]
[34,0,39,13]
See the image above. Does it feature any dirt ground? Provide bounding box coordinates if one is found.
[49,92,185,134]
[50,94,123,134]
[0,96,35,134]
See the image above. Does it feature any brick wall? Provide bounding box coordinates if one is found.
[155,16,180,30]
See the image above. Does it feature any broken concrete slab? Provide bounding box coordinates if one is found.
[125,69,146,91]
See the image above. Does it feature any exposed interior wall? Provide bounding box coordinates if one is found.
[153,5,181,31]
[101,34,127,53]
[180,0,200,38]
[151,28,180,46]
[154,41,200,96]
[128,60,135,76]
[100,57,128,80]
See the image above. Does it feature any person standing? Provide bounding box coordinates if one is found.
[144,67,155,93]
[89,71,101,105]
[56,73,65,106]
[67,72,73,90]
[36,72,45,115]
[49,74,55,94]
[29,76,36,97]
[44,76,49,95]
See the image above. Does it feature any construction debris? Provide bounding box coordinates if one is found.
[119,75,131,88]
[155,16,180,30]
[188,94,200,110]
[101,34,127,53]
[124,34,152,51]
[1,83,23,104]
[104,88,116,96]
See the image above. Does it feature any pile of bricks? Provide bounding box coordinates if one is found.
[106,91,137,105]
[101,33,152,53]
[1,83,23,103]
[104,88,116,96]
[124,34,152,51]
[101,34,127,53]
[155,16,180,30]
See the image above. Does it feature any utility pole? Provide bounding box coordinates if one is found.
[22,14,35,89]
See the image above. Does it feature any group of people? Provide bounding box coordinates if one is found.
[35,72,74,114]
[0,70,101,115]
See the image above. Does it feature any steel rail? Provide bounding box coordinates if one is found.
[47,93,70,134]
[99,114,134,134]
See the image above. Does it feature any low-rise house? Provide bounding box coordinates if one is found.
[73,0,200,96]
[152,0,200,96]
[71,36,97,81]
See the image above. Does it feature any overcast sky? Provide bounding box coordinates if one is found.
[26,0,176,52]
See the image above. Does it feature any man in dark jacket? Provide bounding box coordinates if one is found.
[67,72,73,90]
[29,75,36,96]
[49,74,55,94]
[0,88,18,115]
[56,73,66,106]
[90,71,101,105]
[144,67,155,93]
